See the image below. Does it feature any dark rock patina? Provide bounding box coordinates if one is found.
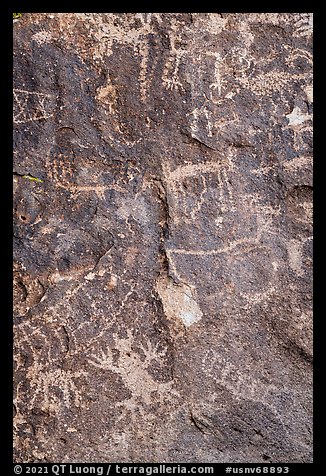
[13,13,313,463]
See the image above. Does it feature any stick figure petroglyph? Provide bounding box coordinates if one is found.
[162,160,236,224]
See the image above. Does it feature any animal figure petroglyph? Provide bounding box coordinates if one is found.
[162,160,236,225]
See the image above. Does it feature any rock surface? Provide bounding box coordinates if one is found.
[13,13,313,463]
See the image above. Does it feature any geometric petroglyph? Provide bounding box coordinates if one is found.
[162,160,235,224]
[13,12,313,463]
[161,25,186,94]
[162,49,185,93]
[47,148,77,189]
[46,146,132,200]
[13,88,56,125]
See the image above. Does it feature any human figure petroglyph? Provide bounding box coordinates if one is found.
[88,330,179,426]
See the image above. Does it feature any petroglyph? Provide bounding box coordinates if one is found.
[162,160,236,224]
[164,161,227,181]
[239,71,306,98]
[47,151,75,187]
[88,330,178,426]
[46,149,129,196]
[156,276,203,328]
[202,349,280,403]
[161,22,187,93]
[292,13,313,38]
[13,88,56,124]
[208,51,229,101]
[216,167,235,212]
[188,105,215,140]
[304,84,313,103]
[286,48,313,69]
[71,184,123,200]
[168,242,278,306]
[14,13,312,463]
[163,51,185,93]
[31,30,53,45]
[138,38,150,102]
[28,366,87,413]
[200,350,301,429]
[96,74,117,114]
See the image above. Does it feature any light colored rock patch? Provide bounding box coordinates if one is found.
[156,276,203,327]
[96,75,117,113]
[286,107,311,127]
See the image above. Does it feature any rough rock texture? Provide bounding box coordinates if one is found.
[13,13,313,463]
